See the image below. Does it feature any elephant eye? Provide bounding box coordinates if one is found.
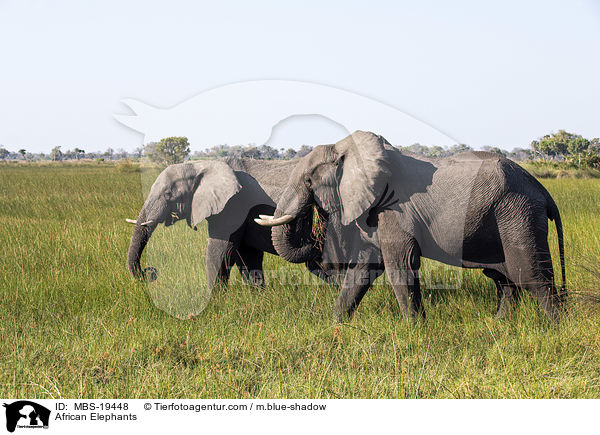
[304,177,312,188]
[166,188,182,201]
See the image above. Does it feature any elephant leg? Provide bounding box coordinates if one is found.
[234,245,265,287]
[494,281,521,319]
[527,251,562,323]
[334,263,383,321]
[383,239,424,320]
[378,211,425,320]
[206,238,236,291]
[482,268,520,319]
[533,286,562,323]
[519,277,562,323]
[305,259,339,285]
[387,261,424,321]
[500,220,562,322]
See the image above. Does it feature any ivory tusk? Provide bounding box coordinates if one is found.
[254,218,271,226]
[126,218,153,226]
[258,214,274,220]
[254,214,294,227]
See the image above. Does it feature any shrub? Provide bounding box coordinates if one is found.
[117,159,140,173]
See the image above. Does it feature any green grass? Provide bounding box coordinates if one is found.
[521,161,600,179]
[1,163,599,398]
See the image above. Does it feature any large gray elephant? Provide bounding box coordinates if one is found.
[126,158,339,290]
[256,131,566,322]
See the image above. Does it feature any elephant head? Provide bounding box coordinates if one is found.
[127,161,240,281]
[256,131,391,263]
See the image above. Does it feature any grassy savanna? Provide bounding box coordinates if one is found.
[1,162,599,398]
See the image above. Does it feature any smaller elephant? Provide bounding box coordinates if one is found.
[126,159,336,292]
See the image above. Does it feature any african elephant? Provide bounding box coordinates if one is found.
[256,131,566,322]
[126,158,337,291]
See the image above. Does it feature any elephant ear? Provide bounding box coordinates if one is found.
[190,161,241,228]
[335,131,391,225]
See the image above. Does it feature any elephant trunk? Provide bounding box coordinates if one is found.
[127,209,158,281]
[272,217,317,264]
[271,189,326,264]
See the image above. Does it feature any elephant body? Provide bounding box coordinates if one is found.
[127,158,336,292]
[257,131,565,321]
[388,150,562,269]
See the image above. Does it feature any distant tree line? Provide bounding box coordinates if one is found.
[530,130,600,168]
[1,130,598,168]
[188,143,314,160]
[398,143,533,161]
[0,145,144,162]
[188,141,533,161]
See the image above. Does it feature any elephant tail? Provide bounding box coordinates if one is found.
[547,196,566,295]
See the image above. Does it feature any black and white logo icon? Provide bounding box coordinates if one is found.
[3,401,50,433]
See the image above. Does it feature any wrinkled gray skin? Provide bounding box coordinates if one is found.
[127,158,335,291]
[260,131,566,322]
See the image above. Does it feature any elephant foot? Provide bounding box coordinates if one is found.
[495,306,511,320]
[247,280,266,291]
[495,295,516,319]
[143,267,158,282]
[333,303,355,323]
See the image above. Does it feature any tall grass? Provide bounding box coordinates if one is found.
[0,164,599,398]
[521,161,600,179]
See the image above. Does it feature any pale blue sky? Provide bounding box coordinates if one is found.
[0,0,599,152]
